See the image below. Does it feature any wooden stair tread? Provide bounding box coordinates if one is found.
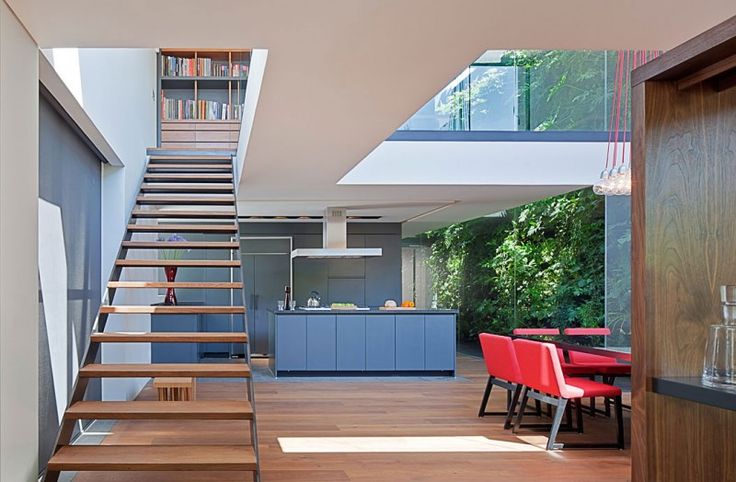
[122,240,239,249]
[80,363,251,378]
[131,210,236,219]
[100,305,245,314]
[109,281,243,289]
[127,223,237,232]
[132,210,236,219]
[116,259,240,267]
[65,400,253,420]
[47,445,257,471]
[147,163,232,170]
[137,195,235,205]
[149,154,233,160]
[145,173,233,180]
[122,241,239,249]
[140,184,234,193]
[91,332,247,343]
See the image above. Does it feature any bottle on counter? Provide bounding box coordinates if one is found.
[283,286,291,311]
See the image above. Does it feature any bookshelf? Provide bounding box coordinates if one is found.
[157,49,250,149]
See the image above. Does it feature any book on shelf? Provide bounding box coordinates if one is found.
[161,55,196,77]
[197,99,243,120]
[161,53,250,78]
[232,63,249,78]
[161,91,196,120]
[161,91,242,121]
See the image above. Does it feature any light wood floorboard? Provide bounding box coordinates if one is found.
[71,354,630,481]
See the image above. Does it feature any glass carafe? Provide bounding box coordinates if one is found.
[702,286,736,388]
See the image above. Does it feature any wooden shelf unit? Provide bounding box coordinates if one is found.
[631,14,736,482]
[157,49,250,149]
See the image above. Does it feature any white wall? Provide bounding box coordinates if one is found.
[44,48,159,400]
[340,140,622,186]
[235,49,267,189]
[0,2,39,480]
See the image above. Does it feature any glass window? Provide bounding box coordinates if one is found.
[468,65,518,130]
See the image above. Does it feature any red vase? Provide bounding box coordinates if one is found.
[164,266,178,305]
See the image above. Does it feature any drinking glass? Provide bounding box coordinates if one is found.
[290,300,297,310]
[722,303,736,326]
[277,300,285,311]
[721,285,736,304]
[703,325,736,387]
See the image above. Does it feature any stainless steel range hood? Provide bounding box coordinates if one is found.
[291,208,383,259]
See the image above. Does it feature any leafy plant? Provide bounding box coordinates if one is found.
[426,189,605,342]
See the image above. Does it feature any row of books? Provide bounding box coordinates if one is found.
[161,55,248,78]
[161,96,243,121]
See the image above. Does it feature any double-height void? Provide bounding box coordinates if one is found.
[2,2,736,482]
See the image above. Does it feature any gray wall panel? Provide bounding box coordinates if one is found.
[38,94,102,469]
[240,223,401,307]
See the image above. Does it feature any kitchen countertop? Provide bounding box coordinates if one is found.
[273,308,458,315]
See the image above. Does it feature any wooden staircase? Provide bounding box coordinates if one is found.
[44,151,261,481]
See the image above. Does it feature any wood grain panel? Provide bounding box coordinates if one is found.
[99,305,244,314]
[650,393,736,480]
[195,130,232,142]
[115,259,240,268]
[108,281,243,289]
[197,121,240,131]
[633,72,736,481]
[630,82,648,482]
[194,141,238,149]
[48,445,257,471]
[79,363,250,378]
[161,130,195,142]
[91,332,247,343]
[71,356,631,482]
[161,122,197,131]
[121,241,239,249]
[645,81,736,380]
[65,400,253,420]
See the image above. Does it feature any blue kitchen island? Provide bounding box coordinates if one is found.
[269,309,457,376]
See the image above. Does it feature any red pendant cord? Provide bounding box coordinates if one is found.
[606,51,624,168]
[619,50,632,169]
[605,52,620,170]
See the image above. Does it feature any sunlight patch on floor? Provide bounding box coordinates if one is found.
[278,436,545,453]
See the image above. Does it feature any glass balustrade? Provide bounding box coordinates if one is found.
[399,50,625,132]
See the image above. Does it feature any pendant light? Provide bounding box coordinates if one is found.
[594,50,660,196]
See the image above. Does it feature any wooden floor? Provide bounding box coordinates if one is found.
[73,354,631,481]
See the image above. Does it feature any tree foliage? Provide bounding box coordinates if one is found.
[427,189,604,340]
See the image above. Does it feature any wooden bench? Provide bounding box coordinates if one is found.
[153,377,196,401]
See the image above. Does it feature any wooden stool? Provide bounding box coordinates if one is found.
[154,377,196,401]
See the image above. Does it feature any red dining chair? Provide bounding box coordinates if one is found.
[511,338,625,450]
[512,328,562,417]
[562,327,631,417]
[478,334,532,428]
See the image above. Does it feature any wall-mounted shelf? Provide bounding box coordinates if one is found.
[157,49,250,149]
[652,377,736,412]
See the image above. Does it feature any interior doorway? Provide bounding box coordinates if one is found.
[240,237,292,356]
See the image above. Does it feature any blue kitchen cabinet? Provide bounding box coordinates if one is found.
[307,315,337,370]
[337,315,366,370]
[365,314,395,370]
[425,314,456,371]
[276,314,307,371]
[151,303,201,363]
[395,314,425,370]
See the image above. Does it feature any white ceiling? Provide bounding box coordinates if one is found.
[9,1,736,234]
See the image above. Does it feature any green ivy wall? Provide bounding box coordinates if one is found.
[427,188,605,340]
